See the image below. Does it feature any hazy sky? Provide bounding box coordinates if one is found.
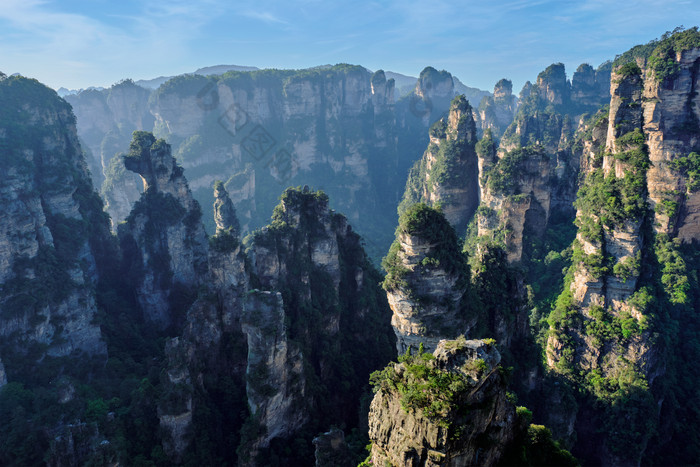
[1,0,698,92]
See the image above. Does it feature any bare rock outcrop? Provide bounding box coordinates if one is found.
[213,180,240,236]
[478,78,517,137]
[240,290,307,463]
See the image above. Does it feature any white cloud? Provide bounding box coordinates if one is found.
[239,10,288,25]
[0,0,225,88]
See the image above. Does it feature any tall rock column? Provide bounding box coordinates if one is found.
[119,131,208,328]
[238,187,395,464]
[477,78,517,137]
[383,204,472,353]
[400,95,479,235]
[213,180,240,236]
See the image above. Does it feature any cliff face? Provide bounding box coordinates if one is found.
[368,338,517,466]
[122,66,404,258]
[240,290,307,461]
[67,64,486,262]
[545,33,700,464]
[118,132,208,328]
[156,180,250,462]
[642,46,700,239]
[400,95,479,235]
[0,76,110,363]
[477,141,555,263]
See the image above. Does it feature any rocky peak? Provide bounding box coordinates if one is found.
[399,95,480,234]
[271,185,330,229]
[494,78,513,101]
[572,63,596,90]
[238,186,395,464]
[120,131,208,328]
[383,204,472,353]
[478,78,517,137]
[537,63,570,106]
[415,66,455,102]
[213,180,240,236]
[570,63,609,108]
[446,95,476,143]
[248,188,342,290]
[576,61,612,103]
[123,131,197,211]
[368,337,517,466]
[371,69,396,108]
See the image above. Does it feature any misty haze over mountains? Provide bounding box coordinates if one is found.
[56,63,490,104]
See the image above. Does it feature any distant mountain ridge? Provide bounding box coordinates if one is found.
[56,64,262,96]
[56,64,491,104]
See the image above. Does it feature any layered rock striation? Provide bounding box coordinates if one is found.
[545,30,700,464]
[383,204,472,354]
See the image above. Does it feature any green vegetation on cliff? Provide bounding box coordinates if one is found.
[398,94,477,225]
[370,347,470,426]
[383,203,468,293]
[614,26,700,82]
[242,187,396,465]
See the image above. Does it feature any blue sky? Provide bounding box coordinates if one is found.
[1,0,697,93]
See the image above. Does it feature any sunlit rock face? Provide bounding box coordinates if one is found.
[368,338,517,467]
